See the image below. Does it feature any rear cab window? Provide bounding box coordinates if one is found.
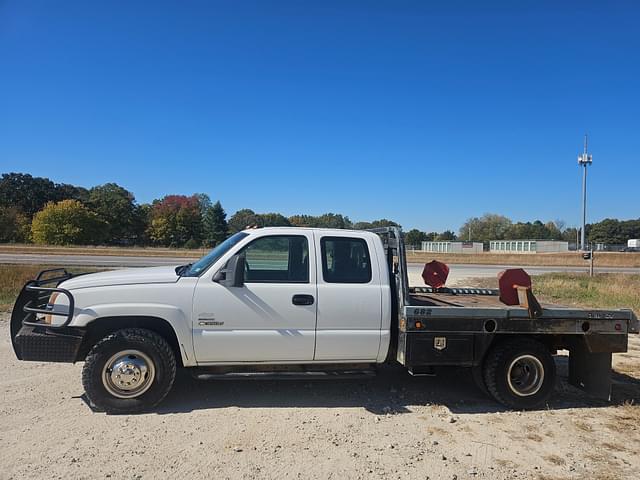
[321,236,372,283]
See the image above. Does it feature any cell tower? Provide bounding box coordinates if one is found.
[577,134,593,251]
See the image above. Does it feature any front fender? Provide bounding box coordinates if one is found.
[72,303,195,366]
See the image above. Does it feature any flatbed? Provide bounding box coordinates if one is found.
[372,227,638,406]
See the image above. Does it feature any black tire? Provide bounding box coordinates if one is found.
[471,365,490,397]
[483,338,556,410]
[82,328,176,414]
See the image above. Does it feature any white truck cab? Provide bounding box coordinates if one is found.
[187,227,391,364]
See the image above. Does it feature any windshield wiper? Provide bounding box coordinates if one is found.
[175,263,193,276]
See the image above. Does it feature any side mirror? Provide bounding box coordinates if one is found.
[213,254,245,287]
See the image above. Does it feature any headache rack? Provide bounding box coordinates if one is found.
[20,268,76,328]
[10,268,87,363]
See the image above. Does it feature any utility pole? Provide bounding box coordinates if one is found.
[577,134,593,251]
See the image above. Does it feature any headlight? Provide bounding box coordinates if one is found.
[43,292,60,324]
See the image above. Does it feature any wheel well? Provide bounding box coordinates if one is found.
[478,335,558,365]
[77,316,184,367]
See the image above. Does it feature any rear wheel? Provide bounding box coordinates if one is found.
[483,338,556,409]
[82,328,176,413]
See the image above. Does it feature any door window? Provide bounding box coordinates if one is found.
[243,235,309,283]
[321,237,372,283]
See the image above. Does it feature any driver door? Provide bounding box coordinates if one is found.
[192,232,317,363]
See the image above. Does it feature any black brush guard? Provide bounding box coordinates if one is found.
[11,268,86,362]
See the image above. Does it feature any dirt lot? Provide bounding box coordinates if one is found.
[1,315,639,480]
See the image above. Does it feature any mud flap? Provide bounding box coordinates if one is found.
[568,341,612,401]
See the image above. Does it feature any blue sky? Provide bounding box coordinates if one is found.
[1,1,639,232]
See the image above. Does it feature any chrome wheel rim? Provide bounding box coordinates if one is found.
[102,350,155,399]
[507,354,544,397]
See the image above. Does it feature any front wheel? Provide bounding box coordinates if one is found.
[483,338,556,410]
[82,328,176,413]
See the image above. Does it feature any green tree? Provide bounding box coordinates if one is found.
[424,232,437,241]
[619,219,640,242]
[0,206,31,243]
[87,183,139,244]
[405,229,427,247]
[194,193,212,215]
[228,209,262,233]
[315,213,352,229]
[561,227,579,243]
[459,213,512,242]
[289,213,352,229]
[0,173,87,216]
[370,218,400,229]
[289,214,316,227]
[56,183,89,204]
[31,200,104,245]
[147,195,203,247]
[203,201,229,246]
[588,218,640,244]
[259,212,291,227]
[0,173,58,216]
[435,230,457,241]
[504,220,563,240]
[131,204,152,245]
[353,218,399,230]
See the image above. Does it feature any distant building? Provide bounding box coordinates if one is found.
[421,241,483,254]
[489,240,568,254]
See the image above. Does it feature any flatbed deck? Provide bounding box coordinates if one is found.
[409,287,557,309]
[406,286,637,333]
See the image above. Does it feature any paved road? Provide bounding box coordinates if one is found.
[406,263,640,286]
[2,252,639,284]
[0,253,197,267]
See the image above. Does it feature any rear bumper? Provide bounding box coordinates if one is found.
[14,325,85,363]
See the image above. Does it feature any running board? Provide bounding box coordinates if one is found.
[192,369,377,381]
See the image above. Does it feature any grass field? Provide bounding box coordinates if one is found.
[0,265,106,311]
[407,251,640,268]
[468,272,640,315]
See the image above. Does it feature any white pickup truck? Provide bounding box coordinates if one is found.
[11,227,639,413]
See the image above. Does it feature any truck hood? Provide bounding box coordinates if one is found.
[59,265,181,290]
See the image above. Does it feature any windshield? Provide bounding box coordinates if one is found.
[183,232,249,276]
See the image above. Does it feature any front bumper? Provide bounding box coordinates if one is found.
[11,268,86,363]
[14,325,85,363]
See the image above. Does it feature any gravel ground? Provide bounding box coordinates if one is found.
[1,314,639,480]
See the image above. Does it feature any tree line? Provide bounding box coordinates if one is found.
[1,173,637,247]
[404,213,640,247]
[0,173,404,247]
